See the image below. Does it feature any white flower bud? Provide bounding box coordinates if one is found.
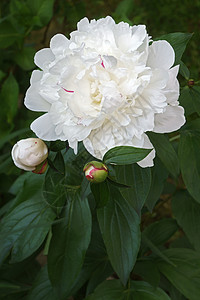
[11,138,48,171]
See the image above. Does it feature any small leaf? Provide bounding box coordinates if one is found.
[27,0,55,27]
[48,192,92,299]
[0,21,20,48]
[97,185,140,285]
[178,130,200,203]
[172,191,200,251]
[148,132,179,177]
[103,146,152,165]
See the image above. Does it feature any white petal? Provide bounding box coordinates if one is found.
[30,70,43,84]
[30,113,58,141]
[24,84,50,112]
[137,134,155,168]
[50,34,70,56]
[147,40,175,70]
[11,144,35,171]
[164,65,180,105]
[34,48,55,70]
[153,105,185,133]
[77,17,90,32]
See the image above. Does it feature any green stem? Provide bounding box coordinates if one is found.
[169,134,180,142]
[43,229,52,255]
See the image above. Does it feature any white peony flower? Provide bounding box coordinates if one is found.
[11,138,48,171]
[24,16,185,167]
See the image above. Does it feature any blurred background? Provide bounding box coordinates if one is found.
[0,0,200,204]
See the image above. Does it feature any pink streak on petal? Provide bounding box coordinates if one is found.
[101,60,105,68]
[62,87,74,93]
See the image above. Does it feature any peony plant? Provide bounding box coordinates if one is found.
[2,9,200,300]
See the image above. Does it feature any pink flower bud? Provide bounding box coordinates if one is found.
[83,161,108,183]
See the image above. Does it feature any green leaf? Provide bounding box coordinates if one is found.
[178,130,200,203]
[179,61,190,79]
[27,0,55,27]
[43,152,67,209]
[27,266,57,300]
[49,140,68,152]
[115,163,151,214]
[97,186,140,285]
[0,197,56,264]
[172,191,200,251]
[86,279,170,300]
[48,192,92,299]
[103,146,152,165]
[0,21,20,48]
[156,32,193,64]
[189,86,200,116]
[0,73,19,129]
[143,218,178,248]
[90,180,110,208]
[148,132,179,177]
[14,47,35,70]
[179,86,196,116]
[133,260,160,288]
[145,158,168,212]
[157,248,200,300]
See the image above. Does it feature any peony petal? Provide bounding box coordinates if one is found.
[11,144,35,171]
[153,105,185,133]
[164,65,180,105]
[147,40,175,70]
[30,113,58,141]
[24,85,51,112]
[136,134,155,167]
[34,48,55,70]
[50,34,70,56]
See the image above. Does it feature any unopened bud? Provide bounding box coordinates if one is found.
[188,79,195,87]
[32,159,48,174]
[83,161,108,183]
[11,138,48,172]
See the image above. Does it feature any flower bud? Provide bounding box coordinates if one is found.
[188,79,195,87]
[32,159,48,174]
[83,161,108,183]
[11,138,48,172]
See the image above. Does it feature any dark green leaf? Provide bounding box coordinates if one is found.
[179,61,190,79]
[115,163,151,214]
[148,132,179,177]
[27,0,55,27]
[49,140,68,152]
[0,73,19,129]
[156,32,193,64]
[86,280,170,300]
[27,266,57,300]
[178,131,200,203]
[179,86,196,116]
[97,186,140,285]
[157,248,200,300]
[15,47,35,70]
[48,192,92,299]
[172,191,200,251]
[133,260,160,288]
[189,86,200,115]
[0,21,20,48]
[91,180,110,208]
[0,197,56,264]
[145,158,168,212]
[103,146,152,165]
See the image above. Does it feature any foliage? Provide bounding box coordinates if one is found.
[0,0,200,299]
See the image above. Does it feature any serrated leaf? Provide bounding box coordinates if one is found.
[178,130,200,203]
[115,163,151,214]
[97,186,140,285]
[148,132,179,177]
[48,192,92,299]
[103,146,152,165]
[172,191,200,251]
